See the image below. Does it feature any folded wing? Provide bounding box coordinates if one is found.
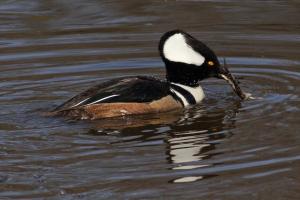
[53,76,171,112]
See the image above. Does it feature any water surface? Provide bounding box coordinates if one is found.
[0,0,300,199]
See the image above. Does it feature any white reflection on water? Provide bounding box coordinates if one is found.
[166,107,237,183]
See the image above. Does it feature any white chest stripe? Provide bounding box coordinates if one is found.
[171,83,205,106]
[85,94,119,106]
[170,88,189,106]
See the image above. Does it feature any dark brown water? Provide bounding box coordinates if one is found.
[0,0,300,199]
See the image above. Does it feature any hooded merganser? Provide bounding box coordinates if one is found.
[51,30,248,120]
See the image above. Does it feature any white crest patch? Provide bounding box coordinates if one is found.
[163,33,205,66]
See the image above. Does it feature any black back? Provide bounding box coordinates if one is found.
[54,76,172,111]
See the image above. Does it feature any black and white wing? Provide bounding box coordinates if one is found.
[53,76,171,111]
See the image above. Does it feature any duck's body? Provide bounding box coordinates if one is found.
[53,76,204,119]
[52,30,247,120]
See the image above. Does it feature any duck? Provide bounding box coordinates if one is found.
[51,29,248,120]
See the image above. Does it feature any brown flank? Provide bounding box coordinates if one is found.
[52,95,182,120]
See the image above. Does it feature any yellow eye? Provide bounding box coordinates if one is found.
[208,61,214,66]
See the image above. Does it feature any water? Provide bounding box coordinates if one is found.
[0,0,300,199]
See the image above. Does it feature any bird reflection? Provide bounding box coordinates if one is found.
[166,103,240,183]
[88,100,241,183]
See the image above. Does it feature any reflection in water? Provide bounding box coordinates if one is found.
[165,103,239,183]
[90,101,240,184]
[169,130,210,165]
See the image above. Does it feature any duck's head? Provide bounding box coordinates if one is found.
[159,29,247,99]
